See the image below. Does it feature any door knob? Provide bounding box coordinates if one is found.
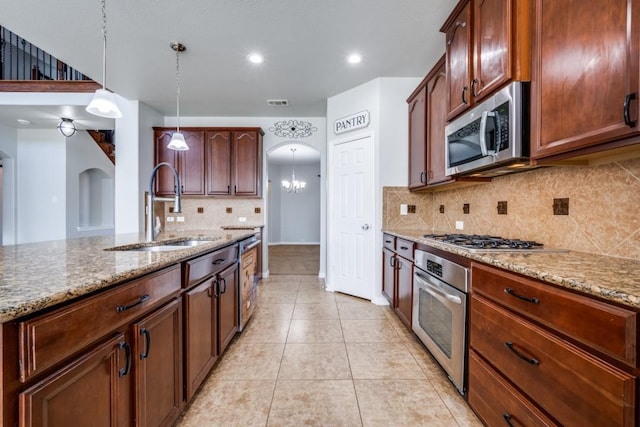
[362,224,370,231]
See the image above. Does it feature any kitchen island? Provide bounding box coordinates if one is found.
[0,229,255,427]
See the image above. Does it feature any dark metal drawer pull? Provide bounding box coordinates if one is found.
[118,341,131,377]
[212,258,226,265]
[502,413,514,427]
[140,328,151,360]
[400,246,409,250]
[624,92,637,127]
[505,341,539,366]
[116,294,150,312]
[504,288,539,304]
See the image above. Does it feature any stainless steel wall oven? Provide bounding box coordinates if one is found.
[412,249,469,395]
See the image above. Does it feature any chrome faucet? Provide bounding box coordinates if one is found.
[146,162,182,241]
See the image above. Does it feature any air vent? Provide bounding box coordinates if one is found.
[267,99,289,106]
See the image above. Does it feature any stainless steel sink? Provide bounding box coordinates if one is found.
[106,239,217,252]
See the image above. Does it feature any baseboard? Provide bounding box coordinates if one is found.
[268,242,321,246]
[262,270,269,278]
[371,296,390,306]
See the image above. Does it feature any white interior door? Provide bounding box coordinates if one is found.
[328,134,375,299]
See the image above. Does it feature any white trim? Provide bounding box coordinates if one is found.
[371,297,390,306]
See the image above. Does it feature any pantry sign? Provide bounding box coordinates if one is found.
[334,110,370,135]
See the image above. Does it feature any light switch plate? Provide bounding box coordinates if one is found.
[455,220,464,230]
[166,217,175,222]
[239,217,247,222]
[400,204,408,215]
[176,216,185,222]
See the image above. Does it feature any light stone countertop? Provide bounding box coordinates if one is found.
[0,230,255,323]
[384,229,640,310]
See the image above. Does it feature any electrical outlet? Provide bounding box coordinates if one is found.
[456,221,464,230]
[166,216,175,222]
[239,217,247,222]
[400,204,408,215]
[176,216,185,222]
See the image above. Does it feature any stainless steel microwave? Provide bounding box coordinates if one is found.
[445,82,533,177]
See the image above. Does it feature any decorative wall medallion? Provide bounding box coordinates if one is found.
[269,120,317,138]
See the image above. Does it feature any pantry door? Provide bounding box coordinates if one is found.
[327,133,375,299]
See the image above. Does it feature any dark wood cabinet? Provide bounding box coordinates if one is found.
[381,234,414,329]
[154,130,205,196]
[19,334,131,427]
[382,247,395,303]
[407,85,427,189]
[530,0,640,160]
[232,130,262,197]
[469,262,637,427]
[217,263,239,353]
[205,130,232,196]
[441,0,531,120]
[395,255,413,328]
[133,298,183,427]
[425,56,451,186]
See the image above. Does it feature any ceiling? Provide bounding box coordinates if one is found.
[1,0,457,122]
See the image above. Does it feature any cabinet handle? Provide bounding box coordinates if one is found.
[624,92,637,127]
[221,277,227,294]
[504,341,539,366]
[140,328,151,360]
[389,256,395,267]
[385,240,392,244]
[207,283,214,298]
[116,294,150,313]
[471,79,479,98]
[400,246,409,250]
[234,185,237,194]
[461,86,469,104]
[420,171,426,184]
[502,413,514,427]
[212,258,226,265]
[227,185,231,194]
[118,341,131,377]
[214,279,220,298]
[504,288,539,304]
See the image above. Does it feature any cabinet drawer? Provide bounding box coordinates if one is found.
[396,238,414,261]
[468,350,556,427]
[472,262,637,366]
[383,234,395,251]
[184,244,238,288]
[470,295,636,427]
[19,265,181,383]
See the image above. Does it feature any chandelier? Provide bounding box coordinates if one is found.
[282,148,306,193]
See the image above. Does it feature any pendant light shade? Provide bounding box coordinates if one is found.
[86,0,122,119]
[168,42,189,151]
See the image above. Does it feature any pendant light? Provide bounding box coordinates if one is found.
[282,148,306,193]
[86,0,123,119]
[167,42,189,151]
[57,118,77,137]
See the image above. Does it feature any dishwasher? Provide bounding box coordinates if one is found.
[238,234,261,331]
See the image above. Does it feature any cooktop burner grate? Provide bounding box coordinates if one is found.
[423,233,552,251]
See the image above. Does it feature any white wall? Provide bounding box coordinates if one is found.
[0,123,17,245]
[326,77,421,303]
[268,164,282,244]
[17,129,66,243]
[270,162,321,244]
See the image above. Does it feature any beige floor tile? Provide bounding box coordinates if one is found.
[296,288,336,303]
[267,380,362,426]
[334,292,370,303]
[341,318,403,343]
[261,274,302,284]
[252,303,295,320]
[278,343,352,380]
[258,288,298,304]
[211,343,285,380]
[346,342,425,380]
[405,339,447,381]
[240,316,291,343]
[287,319,345,343]
[176,380,275,427]
[430,374,483,426]
[354,379,459,426]
[292,302,340,320]
[338,301,387,319]
[260,281,301,292]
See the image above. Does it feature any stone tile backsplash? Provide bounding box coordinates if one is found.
[162,198,264,232]
[383,157,640,260]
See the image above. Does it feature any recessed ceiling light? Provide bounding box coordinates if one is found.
[16,119,31,125]
[347,54,362,64]
[248,53,264,64]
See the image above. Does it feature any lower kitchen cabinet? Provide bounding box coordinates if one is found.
[19,333,132,427]
[382,248,395,303]
[395,255,413,328]
[381,234,414,328]
[217,263,239,353]
[133,298,183,427]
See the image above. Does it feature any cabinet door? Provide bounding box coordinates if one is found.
[531,0,640,159]
[133,299,183,427]
[472,0,512,102]
[19,333,131,427]
[184,279,217,401]
[395,256,413,328]
[233,131,261,197]
[382,248,395,305]
[205,131,232,196]
[445,1,472,120]
[426,57,452,185]
[154,130,179,196]
[407,85,427,190]
[179,131,205,195]
[217,263,239,354]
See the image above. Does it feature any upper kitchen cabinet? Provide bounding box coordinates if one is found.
[441,0,532,120]
[154,129,206,196]
[206,129,263,197]
[407,82,427,189]
[530,0,640,161]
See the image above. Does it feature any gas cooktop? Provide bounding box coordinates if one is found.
[422,233,568,253]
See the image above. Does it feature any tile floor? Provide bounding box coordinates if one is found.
[176,275,482,426]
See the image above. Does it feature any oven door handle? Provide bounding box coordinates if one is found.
[479,111,496,156]
[414,271,462,304]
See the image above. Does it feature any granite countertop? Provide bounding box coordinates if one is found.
[384,229,640,310]
[0,229,255,323]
